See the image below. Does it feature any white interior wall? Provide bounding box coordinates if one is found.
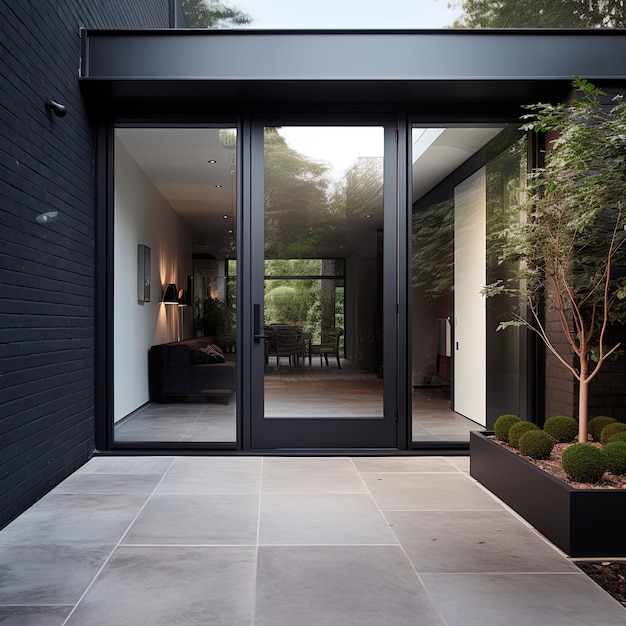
[114,139,192,422]
[453,168,486,426]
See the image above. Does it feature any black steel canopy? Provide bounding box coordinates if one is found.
[80,29,626,111]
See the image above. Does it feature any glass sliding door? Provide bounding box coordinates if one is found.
[112,125,238,445]
[248,121,398,449]
[410,124,528,443]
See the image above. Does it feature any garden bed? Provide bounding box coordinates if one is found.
[470,431,626,557]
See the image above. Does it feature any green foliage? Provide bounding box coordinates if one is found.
[588,415,618,442]
[453,0,626,28]
[262,259,344,339]
[195,297,229,336]
[508,421,539,449]
[180,0,251,28]
[518,429,555,459]
[602,441,626,475]
[543,416,578,443]
[600,421,626,445]
[411,197,454,300]
[264,284,313,326]
[493,413,521,442]
[605,430,626,444]
[562,443,606,483]
[483,78,626,441]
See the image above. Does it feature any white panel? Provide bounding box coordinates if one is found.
[454,168,486,426]
[113,138,192,423]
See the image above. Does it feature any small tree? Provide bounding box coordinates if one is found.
[180,0,251,28]
[485,77,626,443]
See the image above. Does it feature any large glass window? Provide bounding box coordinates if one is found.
[262,126,385,421]
[410,124,527,443]
[112,126,238,445]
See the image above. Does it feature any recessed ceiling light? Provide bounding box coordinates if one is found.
[215,184,223,188]
[223,215,229,219]
[208,159,217,164]
[365,214,371,219]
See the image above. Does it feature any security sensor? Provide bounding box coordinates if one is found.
[36,211,59,224]
[45,100,67,117]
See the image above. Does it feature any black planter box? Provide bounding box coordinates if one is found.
[470,430,626,557]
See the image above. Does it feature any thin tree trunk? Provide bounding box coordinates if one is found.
[578,374,589,443]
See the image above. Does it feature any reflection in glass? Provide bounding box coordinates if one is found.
[411,124,527,442]
[113,127,238,444]
[263,126,384,419]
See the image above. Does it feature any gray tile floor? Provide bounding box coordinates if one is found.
[2,456,624,625]
[115,372,480,444]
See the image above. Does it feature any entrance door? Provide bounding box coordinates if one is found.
[247,120,399,449]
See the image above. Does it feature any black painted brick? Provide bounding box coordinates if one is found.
[0,0,170,529]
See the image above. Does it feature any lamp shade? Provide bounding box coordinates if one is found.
[177,288,188,307]
[162,283,178,304]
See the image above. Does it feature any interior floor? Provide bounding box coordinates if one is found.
[115,360,481,444]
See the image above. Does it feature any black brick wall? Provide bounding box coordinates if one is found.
[0,1,170,529]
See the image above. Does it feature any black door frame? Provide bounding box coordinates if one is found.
[241,113,406,450]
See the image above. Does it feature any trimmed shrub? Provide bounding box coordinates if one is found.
[494,414,521,443]
[600,422,626,445]
[588,416,617,442]
[518,429,555,459]
[543,416,578,443]
[508,421,539,449]
[602,441,626,476]
[605,431,626,444]
[562,443,606,483]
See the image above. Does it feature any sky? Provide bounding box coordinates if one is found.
[233,0,462,30]
[277,127,384,180]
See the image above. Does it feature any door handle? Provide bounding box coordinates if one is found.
[253,304,267,340]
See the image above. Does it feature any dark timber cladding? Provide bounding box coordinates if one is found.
[80,29,626,109]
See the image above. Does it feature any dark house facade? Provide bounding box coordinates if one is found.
[1,1,173,529]
[3,0,626,529]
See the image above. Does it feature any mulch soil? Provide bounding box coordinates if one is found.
[576,561,626,607]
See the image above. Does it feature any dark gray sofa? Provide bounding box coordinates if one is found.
[149,338,236,403]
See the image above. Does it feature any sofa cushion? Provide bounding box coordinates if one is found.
[192,346,226,364]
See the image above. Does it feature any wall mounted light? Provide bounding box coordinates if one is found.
[162,283,178,304]
[36,211,59,224]
[177,288,188,307]
[45,100,67,117]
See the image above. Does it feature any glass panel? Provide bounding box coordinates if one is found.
[263,126,384,419]
[113,127,237,444]
[410,124,527,442]
[175,0,621,30]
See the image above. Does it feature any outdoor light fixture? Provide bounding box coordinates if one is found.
[162,283,178,304]
[45,100,67,117]
[36,211,59,224]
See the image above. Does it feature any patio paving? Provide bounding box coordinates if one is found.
[0,455,624,625]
